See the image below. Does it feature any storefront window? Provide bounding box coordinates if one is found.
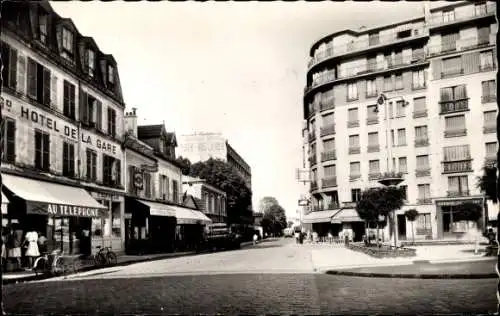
[111,202,121,237]
[92,218,103,236]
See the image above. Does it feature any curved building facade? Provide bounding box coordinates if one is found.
[302,1,497,242]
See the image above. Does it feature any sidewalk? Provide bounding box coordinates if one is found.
[2,239,259,285]
[325,258,497,279]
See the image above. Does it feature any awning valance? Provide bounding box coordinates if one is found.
[2,174,107,218]
[302,209,340,224]
[332,208,363,223]
[135,199,176,217]
[168,205,212,225]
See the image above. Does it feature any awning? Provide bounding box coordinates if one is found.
[168,205,212,225]
[2,174,107,218]
[302,209,340,224]
[435,197,483,207]
[135,199,176,217]
[1,192,9,214]
[332,208,363,223]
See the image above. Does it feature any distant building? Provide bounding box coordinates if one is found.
[182,175,227,224]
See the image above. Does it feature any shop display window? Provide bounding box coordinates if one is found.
[111,202,121,237]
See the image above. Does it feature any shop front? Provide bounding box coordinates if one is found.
[302,209,341,240]
[168,205,212,251]
[435,197,484,240]
[1,174,108,256]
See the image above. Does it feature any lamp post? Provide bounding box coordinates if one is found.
[374,93,407,248]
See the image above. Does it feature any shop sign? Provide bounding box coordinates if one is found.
[1,96,120,156]
[26,201,106,218]
[93,192,121,201]
[134,172,144,190]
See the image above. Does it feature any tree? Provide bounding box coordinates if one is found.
[259,197,287,236]
[175,156,192,176]
[259,197,279,214]
[404,209,419,245]
[476,163,497,232]
[189,158,252,225]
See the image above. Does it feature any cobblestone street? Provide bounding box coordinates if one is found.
[3,239,498,314]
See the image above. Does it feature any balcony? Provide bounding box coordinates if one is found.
[310,181,318,191]
[308,131,316,143]
[415,168,431,177]
[417,198,432,205]
[320,124,335,137]
[413,109,428,118]
[378,171,404,186]
[367,145,380,153]
[482,95,496,104]
[368,172,382,181]
[322,177,337,188]
[480,63,495,72]
[307,27,428,69]
[428,3,496,29]
[446,190,470,197]
[439,99,469,114]
[349,174,361,181]
[321,150,336,162]
[347,120,359,128]
[428,35,496,57]
[320,98,335,111]
[442,159,472,174]
[349,146,360,155]
[415,137,429,147]
[483,124,496,134]
[441,68,463,79]
[309,155,317,166]
[366,116,379,125]
[444,128,467,138]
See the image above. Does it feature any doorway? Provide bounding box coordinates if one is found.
[397,214,406,240]
[443,211,452,236]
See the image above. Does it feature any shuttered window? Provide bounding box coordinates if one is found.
[27,58,51,106]
[1,118,16,163]
[441,32,458,52]
[86,149,97,181]
[445,115,466,132]
[35,130,50,171]
[1,41,18,89]
[63,80,76,119]
[63,142,75,178]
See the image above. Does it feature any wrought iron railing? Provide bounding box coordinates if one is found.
[320,124,335,137]
[320,150,336,162]
[442,159,472,174]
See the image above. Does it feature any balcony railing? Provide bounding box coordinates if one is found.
[347,120,359,128]
[441,68,464,78]
[483,125,496,134]
[320,98,335,111]
[428,3,496,27]
[367,145,380,153]
[446,190,470,197]
[310,181,318,191]
[415,168,431,177]
[308,131,316,142]
[320,124,335,137]
[417,198,432,204]
[415,137,429,147]
[349,146,360,154]
[309,155,317,166]
[482,95,496,104]
[413,109,428,118]
[307,27,428,68]
[480,63,495,72]
[349,174,361,181]
[442,159,472,174]
[427,35,496,57]
[322,177,337,188]
[439,99,469,114]
[366,116,379,125]
[321,150,336,162]
[368,172,382,180]
[444,128,467,138]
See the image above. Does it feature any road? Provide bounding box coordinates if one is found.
[3,238,498,315]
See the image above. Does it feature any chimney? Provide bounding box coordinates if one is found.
[124,107,138,137]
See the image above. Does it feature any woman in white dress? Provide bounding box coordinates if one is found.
[25,230,40,269]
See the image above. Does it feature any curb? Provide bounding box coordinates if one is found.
[325,270,498,279]
[3,240,262,285]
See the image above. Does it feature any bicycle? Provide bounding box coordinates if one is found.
[33,250,76,276]
[92,246,117,267]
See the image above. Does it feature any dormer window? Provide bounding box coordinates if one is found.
[62,27,74,60]
[38,13,48,44]
[107,64,114,84]
[87,49,95,77]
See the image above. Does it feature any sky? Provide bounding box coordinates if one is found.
[51,1,432,220]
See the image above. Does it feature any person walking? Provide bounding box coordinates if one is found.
[253,232,258,245]
[24,229,40,270]
[7,224,23,271]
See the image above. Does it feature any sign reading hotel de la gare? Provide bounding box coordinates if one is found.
[1,96,120,156]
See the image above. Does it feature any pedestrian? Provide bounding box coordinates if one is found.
[253,232,258,245]
[24,229,40,270]
[7,224,23,271]
[37,232,48,255]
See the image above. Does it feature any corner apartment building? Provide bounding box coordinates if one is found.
[177,132,252,190]
[302,1,497,242]
[182,175,228,224]
[1,1,127,255]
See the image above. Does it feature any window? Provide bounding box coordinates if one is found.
[482,80,496,103]
[412,46,424,60]
[86,149,97,181]
[62,142,75,178]
[368,132,379,147]
[368,32,379,46]
[483,111,496,127]
[486,142,497,158]
[480,51,494,70]
[383,76,393,91]
[323,139,335,151]
[27,58,51,106]
[367,105,378,120]
[478,25,490,45]
[103,154,121,187]
[416,214,432,235]
[415,126,428,146]
[367,56,377,71]
[445,115,466,136]
[417,184,431,201]
[107,64,114,84]
[62,27,74,53]
[391,129,395,146]
[369,160,380,175]
[366,78,377,97]
[448,176,469,195]
[394,50,403,65]
[350,162,361,178]
[400,185,408,200]
[35,130,50,171]
[417,155,430,170]
[396,100,405,117]
[107,107,117,137]
[143,173,152,198]
[63,80,76,119]
[0,42,17,90]
[80,91,102,129]
[397,128,406,146]
[475,3,487,15]
[349,135,359,147]
[324,165,336,178]
[440,85,467,101]
[395,73,403,90]
[347,82,358,100]
[413,97,426,114]
[38,13,48,44]
[412,70,426,89]
[322,113,334,125]
[398,157,407,173]
[441,32,458,52]
[348,108,358,123]
[1,118,15,163]
[443,145,470,161]
[351,189,362,202]
[172,180,179,203]
[111,202,121,237]
[86,49,96,77]
[442,56,462,76]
